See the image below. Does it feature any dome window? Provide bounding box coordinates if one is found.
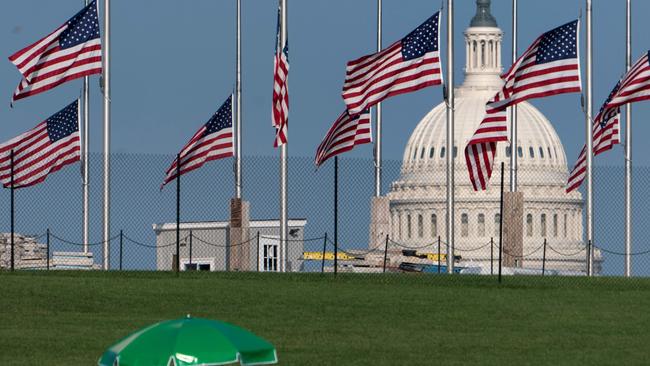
[429,147,435,158]
[440,147,446,158]
[431,214,438,238]
[505,146,511,157]
[548,147,552,159]
[461,213,469,237]
[420,148,425,159]
[453,146,458,158]
[413,149,417,160]
[517,147,523,158]
[407,214,412,239]
[529,147,535,158]
[526,214,533,237]
[539,147,544,158]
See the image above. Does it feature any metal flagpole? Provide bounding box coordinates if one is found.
[509,0,517,192]
[446,0,455,274]
[585,0,594,276]
[279,0,288,272]
[176,154,181,274]
[235,0,242,199]
[102,0,111,270]
[334,156,338,275]
[10,150,15,272]
[624,0,632,277]
[82,0,91,254]
[374,0,382,197]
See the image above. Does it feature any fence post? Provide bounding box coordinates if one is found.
[542,238,547,276]
[256,231,260,272]
[586,240,592,276]
[382,235,389,273]
[189,230,193,268]
[437,236,441,274]
[119,230,123,271]
[46,228,50,271]
[321,233,328,273]
[490,237,494,275]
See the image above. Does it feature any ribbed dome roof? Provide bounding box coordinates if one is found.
[398,89,569,187]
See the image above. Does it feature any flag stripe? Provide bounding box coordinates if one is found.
[315,110,372,167]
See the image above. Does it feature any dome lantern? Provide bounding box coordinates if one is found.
[464,0,503,88]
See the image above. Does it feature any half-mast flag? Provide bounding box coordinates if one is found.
[272,5,289,147]
[342,10,442,115]
[566,50,650,192]
[162,96,234,188]
[465,20,581,191]
[8,0,102,103]
[315,110,371,167]
[0,100,80,188]
[604,51,650,108]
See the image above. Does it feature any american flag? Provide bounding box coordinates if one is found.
[8,0,102,103]
[161,96,234,188]
[465,20,581,191]
[604,51,650,108]
[272,6,289,147]
[0,100,80,188]
[342,11,442,115]
[315,110,371,167]
[565,52,650,193]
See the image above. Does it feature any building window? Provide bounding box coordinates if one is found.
[494,214,501,237]
[417,214,424,238]
[398,213,403,239]
[461,213,469,237]
[563,213,568,238]
[407,215,412,239]
[539,147,544,158]
[420,148,425,159]
[518,146,523,158]
[477,213,485,237]
[453,146,458,158]
[529,147,535,158]
[541,213,547,237]
[431,214,438,238]
[440,147,445,158]
[553,214,558,237]
[506,146,511,157]
[526,214,533,237]
[429,147,435,158]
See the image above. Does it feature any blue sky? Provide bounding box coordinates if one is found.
[1,0,650,166]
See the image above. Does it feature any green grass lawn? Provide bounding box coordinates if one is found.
[1,271,649,365]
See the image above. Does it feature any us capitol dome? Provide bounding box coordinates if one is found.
[383,0,599,273]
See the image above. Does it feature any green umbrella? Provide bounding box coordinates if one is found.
[98,316,277,366]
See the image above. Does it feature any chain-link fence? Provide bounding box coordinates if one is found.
[0,152,648,278]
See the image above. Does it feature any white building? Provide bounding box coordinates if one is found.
[384,0,600,273]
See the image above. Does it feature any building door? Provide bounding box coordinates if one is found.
[258,235,280,272]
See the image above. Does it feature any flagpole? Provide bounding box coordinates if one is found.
[10,150,15,272]
[334,156,338,275]
[279,0,288,272]
[235,0,242,199]
[374,0,382,197]
[176,154,181,274]
[585,0,594,276]
[624,0,632,277]
[446,0,455,274]
[102,0,111,270]
[509,0,517,192]
[82,35,90,254]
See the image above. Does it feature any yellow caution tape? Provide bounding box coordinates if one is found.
[303,252,358,261]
